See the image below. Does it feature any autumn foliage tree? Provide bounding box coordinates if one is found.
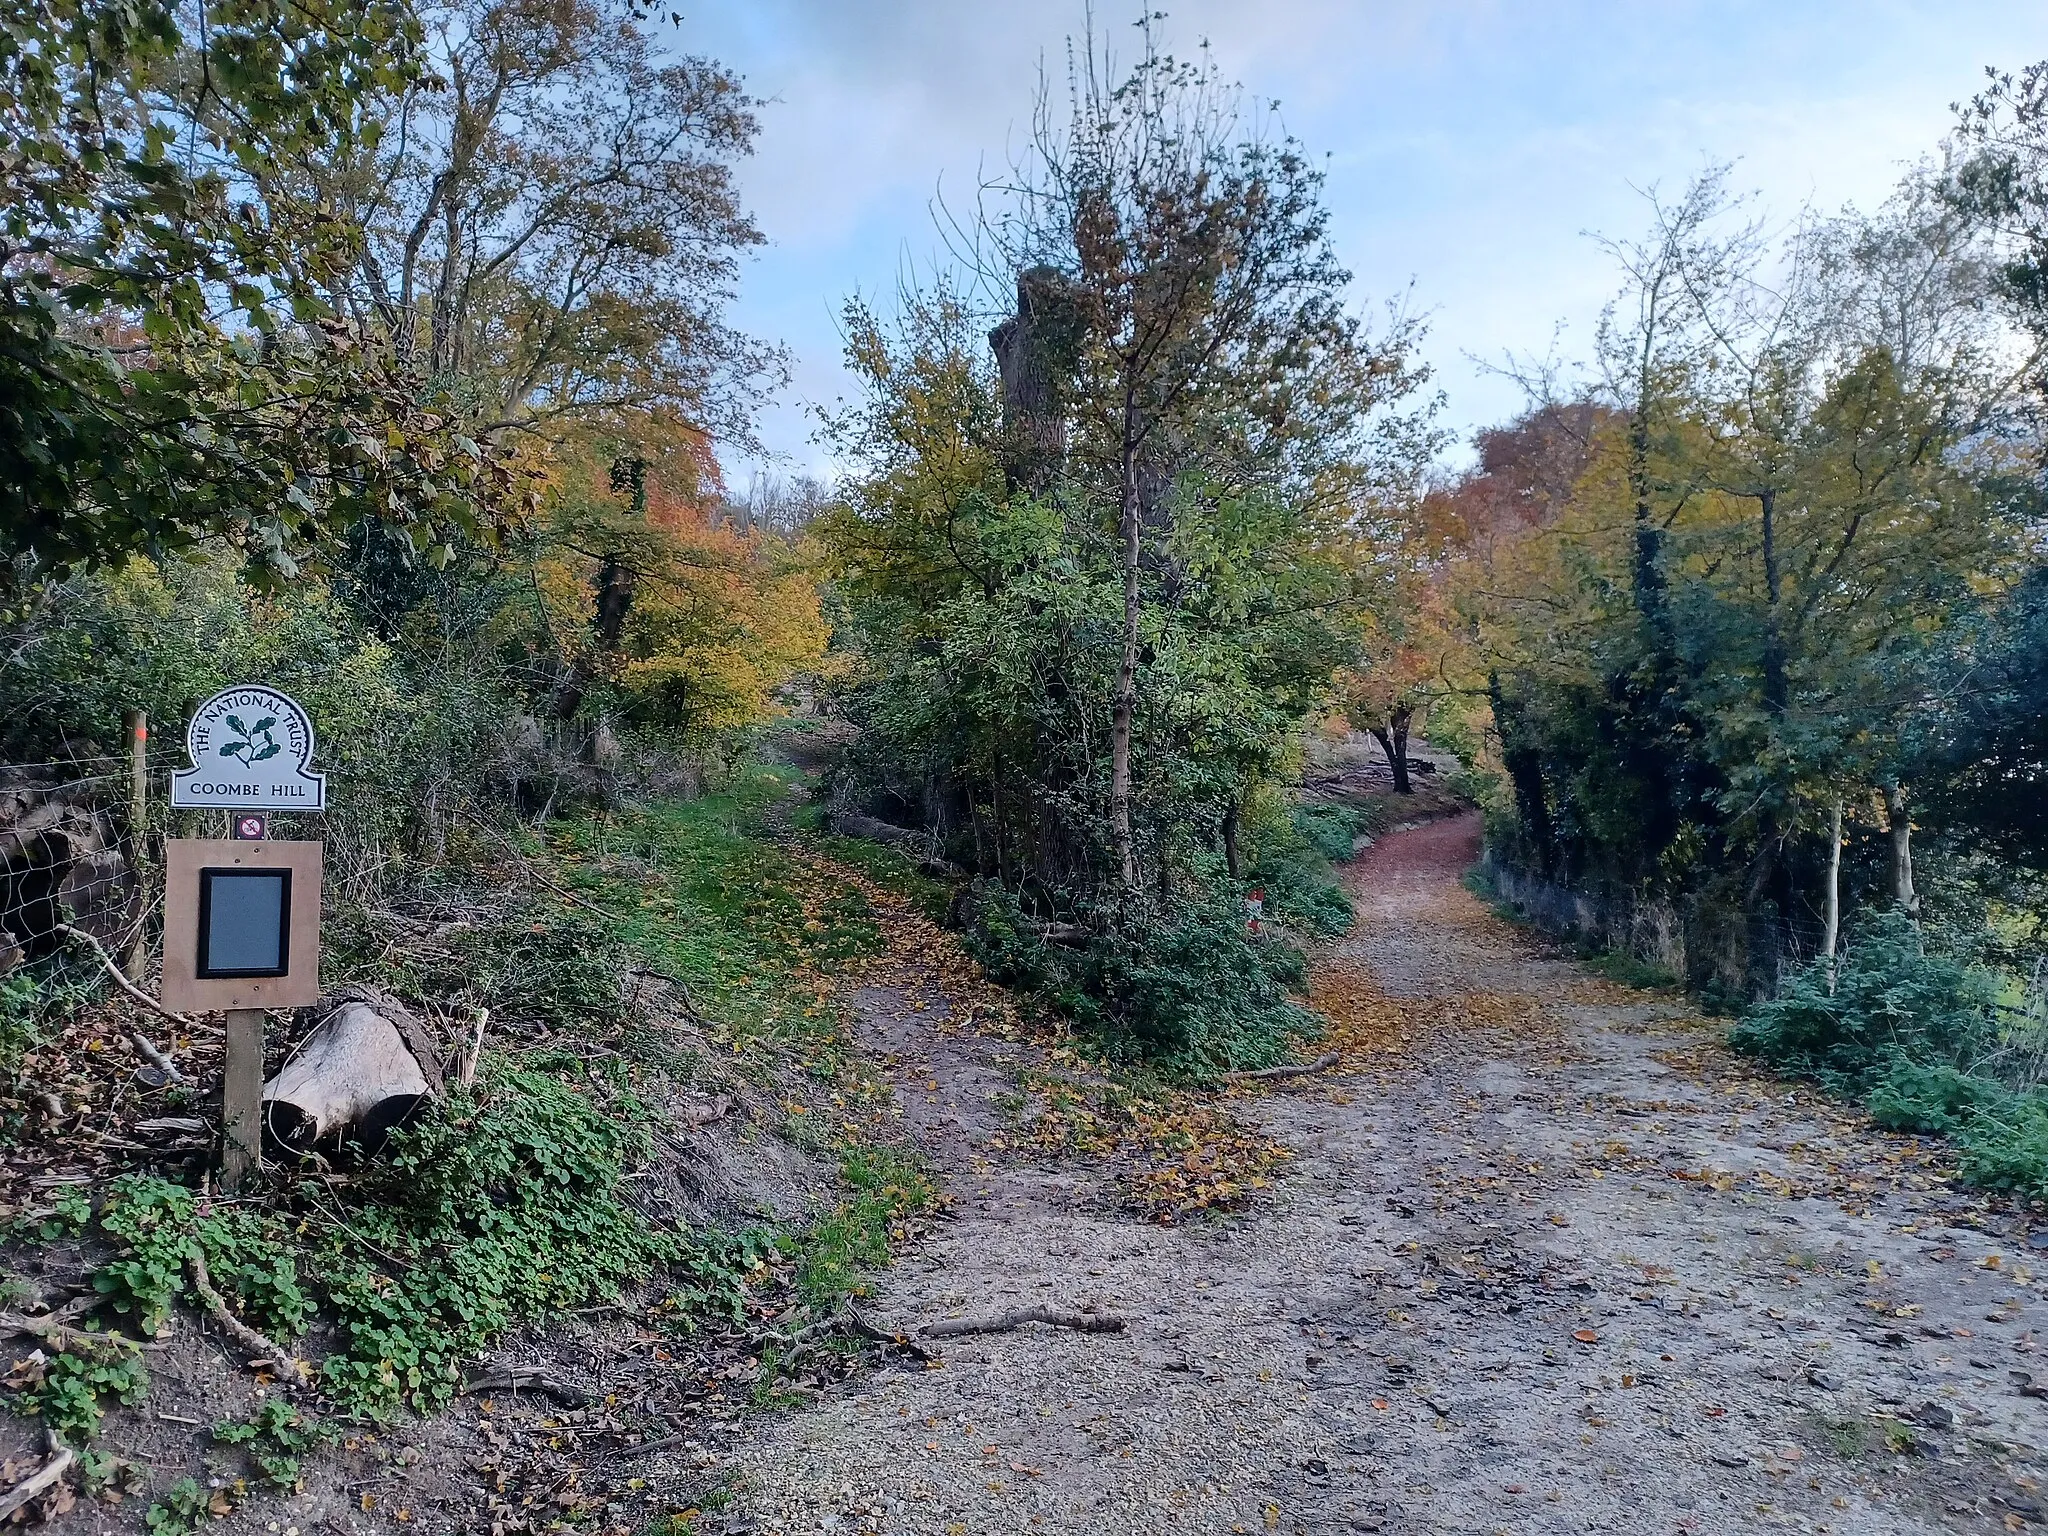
[522,418,827,750]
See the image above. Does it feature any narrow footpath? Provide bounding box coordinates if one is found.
[726,814,2042,1535]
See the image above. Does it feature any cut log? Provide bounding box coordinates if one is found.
[0,1434,74,1524]
[263,986,443,1155]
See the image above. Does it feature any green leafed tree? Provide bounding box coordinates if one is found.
[0,0,509,584]
[957,18,1435,890]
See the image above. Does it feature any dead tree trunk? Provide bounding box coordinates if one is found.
[988,267,1079,498]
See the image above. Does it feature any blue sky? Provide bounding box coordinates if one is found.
[684,1,2048,483]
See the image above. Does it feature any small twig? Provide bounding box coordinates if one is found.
[917,1307,1126,1340]
[630,966,705,1022]
[56,923,218,1035]
[189,1245,312,1387]
[0,1433,74,1523]
[1224,1051,1342,1084]
[614,1433,686,1460]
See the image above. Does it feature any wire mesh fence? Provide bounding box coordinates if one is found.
[0,708,389,1002]
[0,757,147,988]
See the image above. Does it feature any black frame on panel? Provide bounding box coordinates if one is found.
[195,867,293,979]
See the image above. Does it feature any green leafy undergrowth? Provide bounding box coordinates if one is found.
[662,1226,793,1329]
[1733,913,2048,1197]
[967,885,1317,1078]
[215,1396,333,1489]
[1729,910,1999,1081]
[12,1057,682,1431]
[308,1058,681,1418]
[10,1179,310,1442]
[543,769,884,1046]
[1246,800,1371,938]
[145,1477,213,1535]
[14,1345,149,1443]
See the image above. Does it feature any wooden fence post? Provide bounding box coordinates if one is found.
[222,1008,265,1192]
[121,709,148,983]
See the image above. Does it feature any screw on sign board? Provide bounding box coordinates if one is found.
[170,684,326,810]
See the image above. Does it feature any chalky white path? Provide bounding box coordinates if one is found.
[724,815,2040,1535]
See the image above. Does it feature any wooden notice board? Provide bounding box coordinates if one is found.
[160,839,323,1012]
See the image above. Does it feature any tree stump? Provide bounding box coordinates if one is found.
[262,986,445,1155]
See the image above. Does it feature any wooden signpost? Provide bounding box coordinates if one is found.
[161,686,327,1191]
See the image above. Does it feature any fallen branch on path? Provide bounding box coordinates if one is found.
[918,1307,1126,1340]
[0,1434,74,1523]
[1224,1051,1341,1084]
[462,1366,590,1407]
[841,1302,934,1361]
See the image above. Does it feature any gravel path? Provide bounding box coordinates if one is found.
[724,814,2042,1534]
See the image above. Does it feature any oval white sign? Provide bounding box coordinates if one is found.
[170,685,327,810]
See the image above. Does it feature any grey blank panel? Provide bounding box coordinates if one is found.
[200,869,290,976]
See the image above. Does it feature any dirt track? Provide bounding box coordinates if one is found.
[725,813,2043,1535]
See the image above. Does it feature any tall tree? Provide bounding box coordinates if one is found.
[278,0,782,443]
[1457,167,2024,982]
[982,21,1424,889]
[0,0,498,582]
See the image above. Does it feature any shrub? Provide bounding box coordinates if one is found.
[1729,910,1999,1084]
[1734,914,2048,1201]
[54,1065,682,1427]
[967,885,1316,1077]
[1245,801,1366,938]
[1866,1059,2005,1136]
[1956,1097,2048,1198]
